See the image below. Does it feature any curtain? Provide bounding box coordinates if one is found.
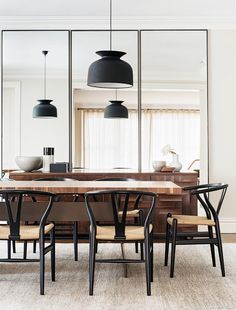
[76,109,138,169]
[75,109,200,170]
[142,109,200,170]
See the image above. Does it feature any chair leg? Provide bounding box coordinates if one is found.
[144,235,151,296]
[95,241,98,254]
[73,221,78,261]
[215,223,225,277]
[164,213,171,266]
[39,234,45,295]
[170,219,177,278]
[208,226,216,267]
[150,232,154,282]
[12,240,16,253]
[23,241,27,260]
[89,233,96,296]
[121,243,128,278]
[50,227,56,282]
[33,240,37,254]
[134,216,139,253]
[7,240,11,259]
[140,242,144,260]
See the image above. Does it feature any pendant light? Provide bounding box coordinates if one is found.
[104,90,128,118]
[87,0,133,88]
[33,50,57,118]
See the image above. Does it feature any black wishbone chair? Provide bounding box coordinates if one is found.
[164,183,228,278]
[94,177,144,258]
[85,190,157,296]
[0,190,56,295]
[32,177,82,261]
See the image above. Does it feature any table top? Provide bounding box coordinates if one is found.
[0,180,182,195]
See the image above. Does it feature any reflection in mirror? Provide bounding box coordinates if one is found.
[2,31,69,172]
[141,31,207,181]
[72,31,138,171]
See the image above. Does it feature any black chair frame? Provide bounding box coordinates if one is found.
[85,190,157,296]
[15,177,82,261]
[0,190,56,295]
[164,183,228,278]
[95,177,144,258]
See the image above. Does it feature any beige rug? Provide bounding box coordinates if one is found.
[0,241,236,310]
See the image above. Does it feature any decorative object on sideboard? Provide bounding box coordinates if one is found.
[15,156,43,172]
[160,166,175,173]
[169,153,182,172]
[152,160,166,172]
[50,162,69,173]
[42,147,54,172]
[162,144,182,172]
[33,50,57,118]
[87,0,133,89]
[188,158,200,177]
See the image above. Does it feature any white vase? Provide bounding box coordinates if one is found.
[169,153,182,172]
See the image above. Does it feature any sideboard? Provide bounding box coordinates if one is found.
[9,170,198,238]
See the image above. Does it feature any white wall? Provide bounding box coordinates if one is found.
[3,78,69,168]
[209,30,236,231]
[0,18,235,232]
[20,78,69,161]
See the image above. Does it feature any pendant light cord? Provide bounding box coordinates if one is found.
[42,50,48,99]
[110,0,112,50]
[44,52,46,99]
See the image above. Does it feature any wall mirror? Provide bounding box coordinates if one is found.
[141,30,207,181]
[1,30,69,173]
[72,30,138,171]
[1,29,207,181]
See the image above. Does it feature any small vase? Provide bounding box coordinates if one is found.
[169,153,182,172]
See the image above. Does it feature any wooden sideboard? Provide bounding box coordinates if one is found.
[9,170,198,238]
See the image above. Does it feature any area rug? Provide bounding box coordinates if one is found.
[0,242,235,310]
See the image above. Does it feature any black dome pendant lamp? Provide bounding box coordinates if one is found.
[87,0,133,89]
[33,50,57,118]
[104,90,128,118]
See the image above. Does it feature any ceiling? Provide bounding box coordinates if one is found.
[0,0,234,17]
[3,30,207,83]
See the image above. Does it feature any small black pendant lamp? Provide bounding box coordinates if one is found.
[104,90,128,118]
[87,0,133,88]
[33,50,57,118]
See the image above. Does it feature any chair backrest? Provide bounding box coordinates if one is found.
[0,190,55,241]
[33,177,80,201]
[184,183,228,221]
[85,190,157,240]
[34,177,78,181]
[94,178,140,204]
[95,177,136,182]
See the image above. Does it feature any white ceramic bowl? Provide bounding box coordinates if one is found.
[152,160,166,172]
[15,156,43,172]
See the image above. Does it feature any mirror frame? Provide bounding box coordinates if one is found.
[0,29,208,181]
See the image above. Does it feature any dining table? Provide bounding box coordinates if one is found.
[0,180,182,195]
[0,180,182,232]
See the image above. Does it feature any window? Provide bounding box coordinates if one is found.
[75,108,200,171]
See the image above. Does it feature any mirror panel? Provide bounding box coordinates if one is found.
[2,30,69,171]
[72,30,138,170]
[141,30,207,180]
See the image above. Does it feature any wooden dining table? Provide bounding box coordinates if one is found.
[0,180,182,195]
[0,180,182,235]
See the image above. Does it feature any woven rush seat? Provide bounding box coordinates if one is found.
[0,223,54,240]
[167,215,215,226]
[96,224,153,240]
[118,209,140,217]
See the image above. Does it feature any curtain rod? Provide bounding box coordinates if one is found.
[77,108,200,112]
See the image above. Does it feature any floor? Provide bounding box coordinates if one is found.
[0,241,236,310]
[222,234,236,243]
